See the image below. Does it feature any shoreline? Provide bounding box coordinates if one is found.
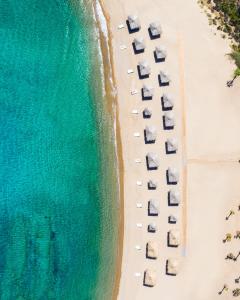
[93,1,124,300]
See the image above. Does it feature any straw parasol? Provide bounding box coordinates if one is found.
[146,241,158,259]
[148,223,157,232]
[149,22,162,39]
[235,231,240,239]
[143,108,152,118]
[161,93,174,110]
[167,167,179,184]
[133,37,145,53]
[166,259,179,275]
[223,233,232,243]
[163,112,175,130]
[169,215,177,224]
[148,199,159,216]
[127,15,141,33]
[146,152,159,170]
[154,46,167,62]
[168,189,180,206]
[138,61,151,79]
[148,179,158,190]
[166,138,178,154]
[168,230,180,247]
[233,288,240,297]
[144,126,157,144]
[144,269,157,287]
[159,70,170,86]
[142,84,154,99]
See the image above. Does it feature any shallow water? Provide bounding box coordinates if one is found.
[0,0,118,299]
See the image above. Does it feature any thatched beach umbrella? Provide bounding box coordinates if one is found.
[225,253,235,260]
[138,61,151,79]
[143,108,152,118]
[127,15,141,33]
[154,46,167,62]
[142,84,154,100]
[223,233,232,243]
[166,258,179,276]
[163,112,175,130]
[167,167,179,185]
[168,215,177,224]
[168,189,180,206]
[161,93,174,110]
[148,179,158,190]
[159,71,170,86]
[234,231,240,239]
[144,126,157,144]
[146,241,158,259]
[148,223,157,232]
[146,152,159,170]
[148,199,159,216]
[149,22,162,39]
[218,284,229,295]
[233,288,240,297]
[144,269,157,287]
[133,37,145,53]
[166,138,178,154]
[168,230,180,247]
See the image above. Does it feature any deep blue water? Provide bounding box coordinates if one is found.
[0,1,117,299]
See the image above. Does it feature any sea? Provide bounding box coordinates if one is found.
[0,0,118,299]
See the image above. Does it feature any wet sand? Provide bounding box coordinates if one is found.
[93,2,124,299]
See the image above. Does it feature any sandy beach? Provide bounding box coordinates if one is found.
[100,0,240,299]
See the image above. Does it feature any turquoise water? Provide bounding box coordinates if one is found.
[0,0,118,299]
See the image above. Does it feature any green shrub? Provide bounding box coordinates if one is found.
[229,50,240,68]
[213,0,240,42]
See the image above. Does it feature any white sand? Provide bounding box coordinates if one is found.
[101,0,240,299]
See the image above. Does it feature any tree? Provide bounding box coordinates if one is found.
[234,67,240,77]
[229,49,240,68]
[227,50,240,85]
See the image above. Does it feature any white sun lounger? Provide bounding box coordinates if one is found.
[135,158,141,163]
[118,24,125,29]
[135,245,141,250]
[136,223,143,228]
[120,45,127,50]
[136,203,142,208]
[136,181,142,186]
[127,69,134,74]
[134,132,140,137]
[131,89,138,95]
[134,272,141,277]
[131,109,139,114]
